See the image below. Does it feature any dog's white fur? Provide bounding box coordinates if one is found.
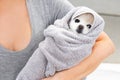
[69,13,94,34]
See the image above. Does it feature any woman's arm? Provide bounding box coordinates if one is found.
[43,31,115,80]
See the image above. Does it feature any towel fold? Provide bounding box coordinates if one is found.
[16,7,104,80]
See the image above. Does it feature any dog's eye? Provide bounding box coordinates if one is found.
[87,24,92,29]
[75,19,80,23]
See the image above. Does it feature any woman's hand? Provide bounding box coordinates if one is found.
[43,31,115,80]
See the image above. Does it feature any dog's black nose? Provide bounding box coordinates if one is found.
[76,25,84,33]
[79,25,84,29]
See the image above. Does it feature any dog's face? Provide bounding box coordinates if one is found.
[69,13,94,34]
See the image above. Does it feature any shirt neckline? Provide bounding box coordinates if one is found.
[0,0,35,54]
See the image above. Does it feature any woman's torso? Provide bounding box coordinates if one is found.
[0,0,50,79]
[0,0,31,52]
[0,0,73,80]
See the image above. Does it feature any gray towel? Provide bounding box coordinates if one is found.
[16,7,104,80]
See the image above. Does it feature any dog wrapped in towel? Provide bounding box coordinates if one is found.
[16,7,104,80]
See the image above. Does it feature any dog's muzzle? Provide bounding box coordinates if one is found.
[76,25,84,33]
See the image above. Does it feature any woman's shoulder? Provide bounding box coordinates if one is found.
[29,0,74,27]
[34,0,74,19]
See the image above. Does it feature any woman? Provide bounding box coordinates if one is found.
[0,0,115,80]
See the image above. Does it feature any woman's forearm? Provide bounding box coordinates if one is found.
[56,32,115,80]
[43,32,115,80]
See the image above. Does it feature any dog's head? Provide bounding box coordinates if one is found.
[69,13,94,34]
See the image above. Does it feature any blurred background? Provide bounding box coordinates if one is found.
[69,0,120,63]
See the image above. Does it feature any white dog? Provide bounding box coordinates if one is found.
[69,13,94,34]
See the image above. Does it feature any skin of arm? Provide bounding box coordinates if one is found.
[42,31,115,80]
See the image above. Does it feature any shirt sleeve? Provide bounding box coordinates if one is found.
[48,0,75,24]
